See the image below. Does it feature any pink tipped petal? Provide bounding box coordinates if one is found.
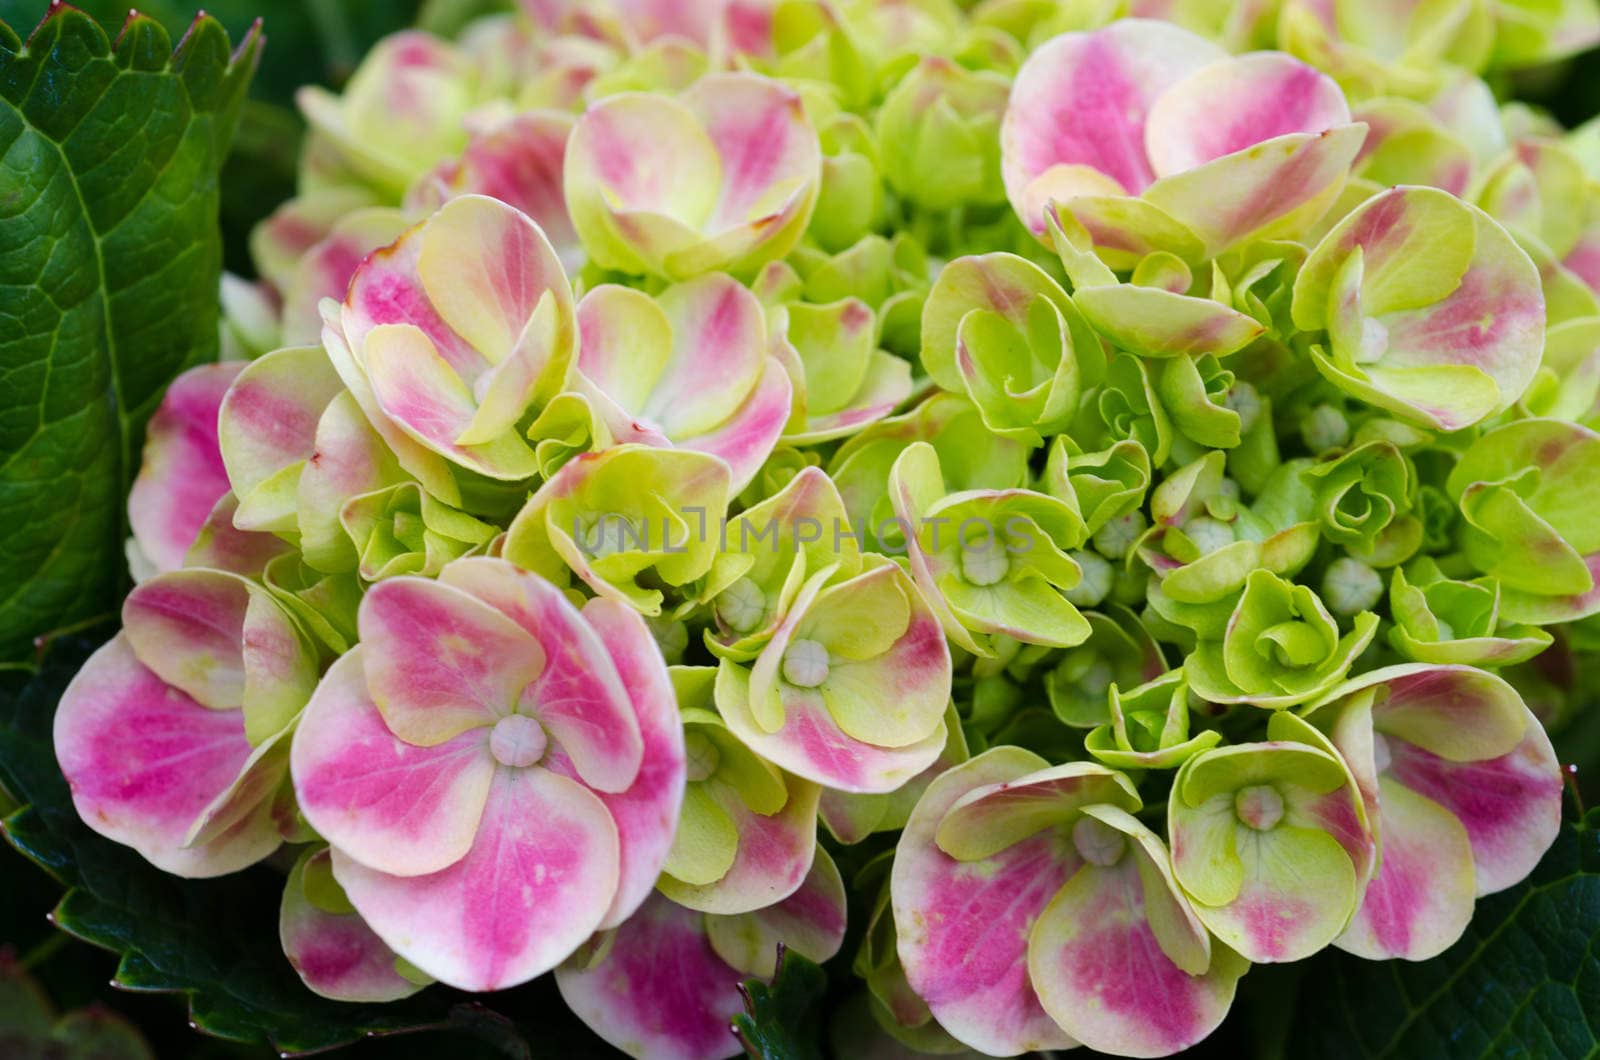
[290,652,496,877]
[646,276,769,439]
[439,559,645,794]
[684,75,819,231]
[280,848,427,1002]
[120,570,250,710]
[183,492,296,577]
[555,894,745,1060]
[563,596,686,928]
[217,346,343,529]
[1336,776,1476,961]
[1368,664,1527,761]
[659,777,820,915]
[705,846,848,977]
[716,664,946,795]
[333,766,621,992]
[1029,853,1241,1058]
[1002,20,1226,218]
[1144,54,1350,176]
[128,362,245,573]
[682,356,793,493]
[416,195,573,365]
[362,324,480,453]
[359,575,545,746]
[1385,715,1562,895]
[184,724,292,848]
[892,748,1078,1056]
[54,636,275,877]
[281,210,413,345]
[343,230,478,377]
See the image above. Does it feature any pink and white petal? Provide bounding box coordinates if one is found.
[333,766,621,992]
[658,776,820,915]
[454,290,570,446]
[565,93,721,234]
[680,356,792,493]
[419,111,578,264]
[281,210,413,345]
[128,362,244,573]
[359,575,544,745]
[705,846,847,977]
[716,664,946,794]
[572,596,686,927]
[121,569,250,710]
[682,74,821,231]
[217,345,342,511]
[577,285,676,413]
[1385,712,1562,896]
[1368,663,1527,762]
[290,651,496,877]
[280,847,428,1002]
[251,187,377,292]
[1029,857,1242,1058]
[1001,20,1226,210]
[1336,776,1476,961]
[1193,825,1358,964]
[555,893,745,1060]
[185,722,293,848]
[53,636,270,877]
[1144,53,1350,177]
[891,747,1077,1056]
[646,274,770,439]
[416,195,572,365]
[363,323,481,455]
[342,225,478,377]
[439,558,645,794]
[1142,125,1367,257]
[183,492,296,578]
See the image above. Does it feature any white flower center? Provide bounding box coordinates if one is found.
[1235,784,1285,831]
[719,577,767,633]
[490,714,548,768]
[782,638,830,688]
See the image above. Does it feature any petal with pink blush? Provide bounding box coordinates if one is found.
[572,596,686,928]
[121,570,250,710]
[359,576,545,746]
[280,209,412,345]
[1386,715,1562,896]
[184,722,292,848]
[1001,21,1226,220]
[1144,54,1350,177]
[891,747,1077,1056]
[342,229,478,378]
[682,75,819,231]
[1028,847,1243,1057]
[1142,124,1367,257]
[1360,663,1527,761]
[555,894,745,1060]
[127,362,244,574]
[935,762,1141,862]
[658,775,820,915]
[705,846,847,977]
[716,663,946,795]
[218,345,344,532]
[410,111,579,267]
[290,651,496,877]
[682,356,793,492]
[182,492,296,578]
[416,195,574,370]
[1336,776,1476,961]
[644,275,768,439]
[333,765,621,992]
[438,558,644,794]
[53,636,273,877]
[281,847,428,1003]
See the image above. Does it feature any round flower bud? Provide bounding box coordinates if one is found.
[1322,556,1384,616]
[1302,403,1351,453]
[1092,510,1148,560]
[1065,550,1114,607]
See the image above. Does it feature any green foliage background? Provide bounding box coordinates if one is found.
[0,2,1596,1057]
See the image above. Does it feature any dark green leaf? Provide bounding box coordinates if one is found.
[1288,808,1600,1059]
[0,6,255,661]
[732,946,828,1060]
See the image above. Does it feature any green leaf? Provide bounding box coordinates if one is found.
[1288,807,1600,1059]
[0,7,256,661]
[732,946,828,1060]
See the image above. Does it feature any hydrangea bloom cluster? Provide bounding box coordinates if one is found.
[60,0,1600,1056]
